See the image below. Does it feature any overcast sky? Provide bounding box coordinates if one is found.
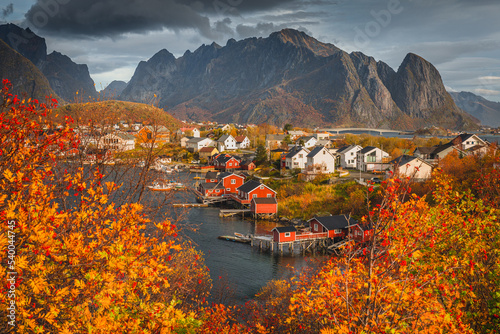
[2,0,500,101]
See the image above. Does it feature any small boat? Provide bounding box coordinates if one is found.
[218,234,251,244]
[147,181,174,191]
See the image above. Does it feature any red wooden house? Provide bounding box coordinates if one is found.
[251,197,278,215]
[198,182,225,197]
[272,226,297,243]
[347,224,373,243]
[198,172,245,197]
[213,154,241,171]
[241,159,256,171]
[218,172,245,194]
[308,215,357,240]
[231,180,277,205]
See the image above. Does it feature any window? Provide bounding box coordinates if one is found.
[231,179,236,184]
[226,188,230,191]
[253,194,257,198]
[229,163,232,166]
[285,232,291,238]
[323,150,326,155]
[267,194,272,198]
[299,154,303,158]
[216,189,220,193]
[334,229,342,234]
[314,224,318,232]
[260,185,264,190]
[351,152,354,156]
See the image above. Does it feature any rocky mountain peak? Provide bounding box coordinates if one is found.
[269,28,340,57]
[0,23,47,65]
[149,49,176,64]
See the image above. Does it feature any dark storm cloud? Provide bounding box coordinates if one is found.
[24,0,295,38]
[1,3,14,20]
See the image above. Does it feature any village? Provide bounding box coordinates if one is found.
[57,119,497,255]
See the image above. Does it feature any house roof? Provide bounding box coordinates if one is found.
[297,136,316,143]
[338,145,361,154]
[214,154,238,164]
[359,146,378,154]
[285,146,309,158]
[205,171,218,179]
[414,146,436,155]
[237,171,250,178]
[115,133,136,140]
[217,134,234,143]
[234,136,248,143]
[218,172,244,180]
[316,139,331,146]
[237,180,275,194]
[288,130,305,136]
[241,159,255,166]
[252,197,278,204]
[306,146,332,158]
[187,137,210,143]
[200,183,217,190]
[143,125,169,133]
[310,215,357,230]
[390,155,418,165]
[272,226,297,233]
[432,142,456,154]
[199,146,217,153]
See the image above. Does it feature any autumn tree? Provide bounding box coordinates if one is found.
[0,80,209,333]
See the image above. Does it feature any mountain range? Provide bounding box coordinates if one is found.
[119,29,478,130]
[1,23,497,130]
[0,23,97,102]
[449,91,500,128]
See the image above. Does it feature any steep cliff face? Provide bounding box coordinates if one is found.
[450,91,500,127]
[0,24,47,66]
[0,23,97,102]
[38,51,98,102]
[120,29,478,130]
[0,39,60,101]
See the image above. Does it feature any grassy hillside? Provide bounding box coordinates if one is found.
[57,100,182,131]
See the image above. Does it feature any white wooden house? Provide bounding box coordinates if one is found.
[450,133,487,151]
[235,136,251,149]
[305,146,336,174]
[186,137,214,152]
[284,146,310,170]
[337,145,363,169]
[389,155,433,181]
[102,132,136,151]
[356,146,390,172]
[216,135,238,151]
[296,136,317,149]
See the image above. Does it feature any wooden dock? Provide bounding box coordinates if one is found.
[219,209,251,218]
[173,203,209,208]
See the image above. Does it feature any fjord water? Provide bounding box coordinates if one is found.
[149,171,317,303]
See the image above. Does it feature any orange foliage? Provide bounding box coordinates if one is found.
[0,80,207,333]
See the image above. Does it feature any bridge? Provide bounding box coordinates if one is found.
[319,128,413,135]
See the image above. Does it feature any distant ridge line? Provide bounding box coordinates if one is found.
[319,128,413,135]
